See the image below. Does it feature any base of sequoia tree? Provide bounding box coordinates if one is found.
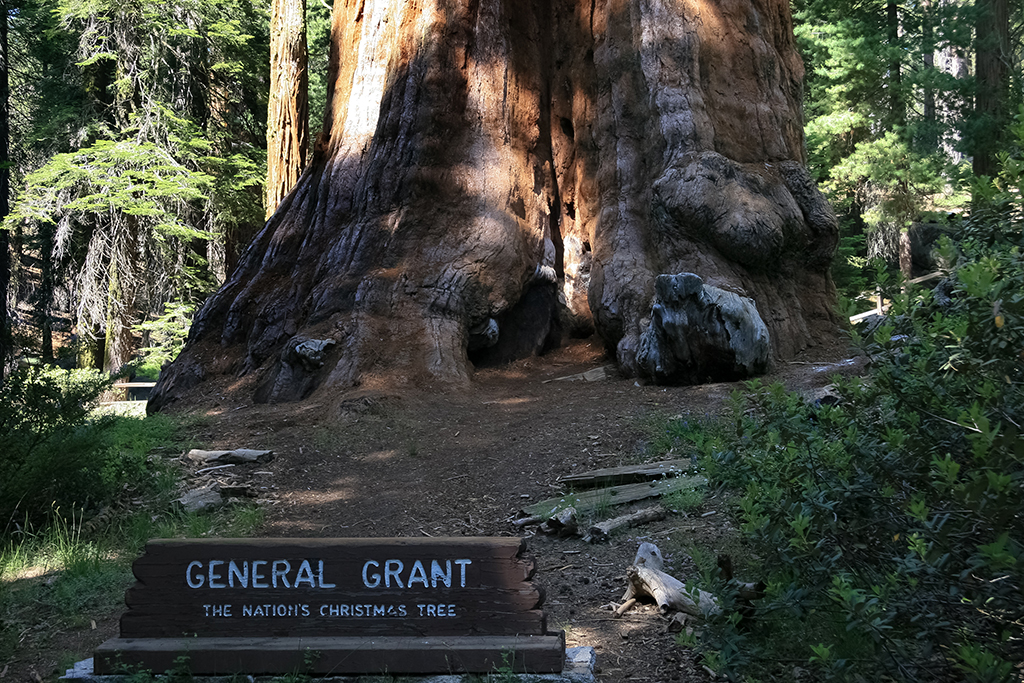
[147,0,839,412]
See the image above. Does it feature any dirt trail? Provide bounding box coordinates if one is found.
[13,336,861,683]
[172,336,860,682]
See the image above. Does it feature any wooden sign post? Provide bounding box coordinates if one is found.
[95,537,564,675]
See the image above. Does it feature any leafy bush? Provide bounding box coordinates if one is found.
[1,367,113,526]
[692,203,1022,679]
[0,367,177,529]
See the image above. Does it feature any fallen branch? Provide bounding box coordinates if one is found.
[613,597,637,618]
[584,505,667,543]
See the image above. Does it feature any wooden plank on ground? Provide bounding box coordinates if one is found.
[522,475,707,518]
[557,458,693,488]
[94,634,566,675]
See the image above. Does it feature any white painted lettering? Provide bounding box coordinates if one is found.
[203,604,232,617]
[407,560,428,588]
[362,560,381,588]
[294,560,315,588]
[252,560,269,588]
[228,560,248,588]
[455,559,472,587]
[208,560,226,588]
[318,560,335,588]
[384,559,404,588]
[187,561,205,588]
[271,560,291,588]
[431,560,451,588]
[373,604,385,616]
[243,604,253,616]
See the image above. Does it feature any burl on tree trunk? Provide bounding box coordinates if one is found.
[150,0,838,410]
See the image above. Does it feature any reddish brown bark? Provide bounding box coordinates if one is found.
[151,0,838,410]
[266,0,310,219]
[973,0,1010,178]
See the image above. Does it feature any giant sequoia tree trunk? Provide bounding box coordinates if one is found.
[150,0,838,410]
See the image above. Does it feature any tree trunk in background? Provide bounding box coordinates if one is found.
[886,0,904,128]
[265,0,309,220]
[0,5,9,373]
[921,0,937,152]
[973,0,1009,178]
[151,0,839,410]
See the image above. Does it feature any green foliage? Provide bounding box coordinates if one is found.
[795,0,972,275]
[827,132,945,231]
[306,0,334,141]
[831,225,872,307]
[682,134,1024,679]
[134,300,197,377]
[0,368,114,526]
[647,412,725,459]
[0,367,184,527]
[695,219,1023,679]
[4,0,269,368]
[661,487,705,513]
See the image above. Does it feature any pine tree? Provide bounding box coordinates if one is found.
[3,0,270,371]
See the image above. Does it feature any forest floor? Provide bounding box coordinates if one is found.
[10,335,865,683]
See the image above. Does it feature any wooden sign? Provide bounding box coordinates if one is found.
[95,537,564,675]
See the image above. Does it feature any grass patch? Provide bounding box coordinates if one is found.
[0,396,266,675]
[643,411,727,460]
[661,487,705,513]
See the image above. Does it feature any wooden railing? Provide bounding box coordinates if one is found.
[848,271,944,324]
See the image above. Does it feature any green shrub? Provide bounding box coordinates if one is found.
[0,367,114,527]
[0,367,180,529]
[697,220,1022,680]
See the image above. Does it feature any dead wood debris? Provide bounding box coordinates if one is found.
[583,505,667,543]
[607,543,766,625]
[514,460,705,542]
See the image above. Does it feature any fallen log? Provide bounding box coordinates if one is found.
[613,598,637,618]
[616,544,765,622]
[583,505,667,543]
[625,563,719,617]
[521,475,706,519]
[186,449,274,465]
[558,459,693,488]
[618,543,719,618]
